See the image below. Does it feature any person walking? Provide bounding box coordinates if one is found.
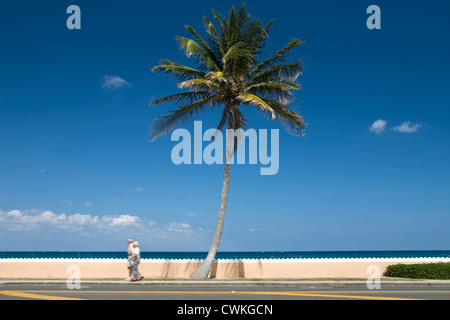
[125,239,134,281]
[130,241,143,281]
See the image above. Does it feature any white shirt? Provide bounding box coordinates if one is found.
[128,243,134,257]
[132,247,140,259]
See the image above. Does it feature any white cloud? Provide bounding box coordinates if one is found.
[0,209,140,231]
[102,75,131,90]
[0,210,68,231]
[0,209,207,240]
[369,119,387,134]
[6,210,22,218]
[67,213,98,225]
[167,222,193,233]
[102,214,141,227]
[135,187,143,192]
[85,202,93,206]
[370,119,423,135]
[392,121,422,133]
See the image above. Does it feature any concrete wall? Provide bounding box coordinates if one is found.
[1,258,448,279]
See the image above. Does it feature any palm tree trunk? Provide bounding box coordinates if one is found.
[191,126,234,279]
[190,163,231,279]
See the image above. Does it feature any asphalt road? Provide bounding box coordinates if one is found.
[1,282,450,300]
[1,281,448,319]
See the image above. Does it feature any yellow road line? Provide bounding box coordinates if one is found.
[0,291,85,300]
[2,289,448,300]
[15,290,450,294]
[12,290,231,294]
[239,291,424,300]
[288,293,423,300]
[12,290,450,294]
[286,290,450,294]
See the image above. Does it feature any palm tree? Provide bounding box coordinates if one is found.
[149,4,307,279]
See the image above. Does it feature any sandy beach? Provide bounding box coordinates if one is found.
[1,258,448,279]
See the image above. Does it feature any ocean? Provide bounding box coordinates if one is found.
[1,250,450,260]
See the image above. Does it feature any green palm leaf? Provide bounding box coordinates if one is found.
[249,39,304,77]
[237,92,276,119]
[149,94,220,141]
[152,60,205,81]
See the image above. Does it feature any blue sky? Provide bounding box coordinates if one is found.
[0,0,449,252]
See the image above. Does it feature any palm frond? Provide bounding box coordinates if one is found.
[245,80,300,103]
[246,80,300,92]
[250,18,275,48]
[178,78,220,92]
[242,20,265,53]
[231,104,248,132]
[211,10,229,54]
[237,92,276,119]
[248,60,303,84]
[176,36,220,71]
[222,42,255,80]
[150,91,211,106]
[149,94,220,141]
[249,39,304,77]
[257,98,307,137]
[203,16,225,57]
[152,60,205,81]
[205,71,229,84]
[227,5,239,44]
[184,25,223,70]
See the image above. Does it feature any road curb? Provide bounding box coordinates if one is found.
[1,280,450,287]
